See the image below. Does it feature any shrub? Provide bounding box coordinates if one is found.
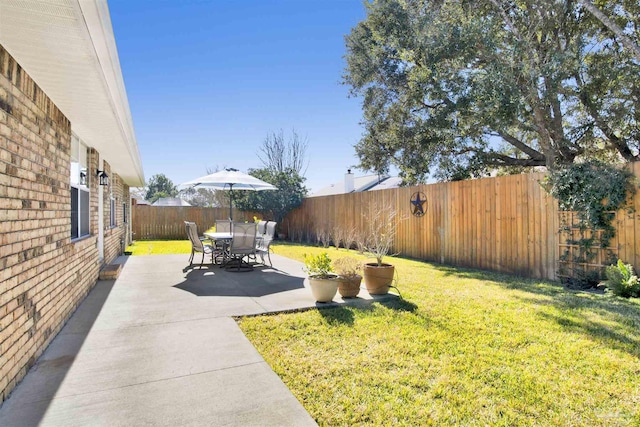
[359,202,399,266]
[303,252,334,278]
[315,224,331,248]
[332,257,362,278]
[605,260,640,298]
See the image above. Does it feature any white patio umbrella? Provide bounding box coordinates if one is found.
[180,168,277,220]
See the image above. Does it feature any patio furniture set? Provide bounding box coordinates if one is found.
[185,220,276,272]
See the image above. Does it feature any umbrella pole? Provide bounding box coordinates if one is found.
[229,184,233,221]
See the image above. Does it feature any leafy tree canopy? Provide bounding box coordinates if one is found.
[344,0,640,183]
[145,173,178,203]
[234,168,308,224]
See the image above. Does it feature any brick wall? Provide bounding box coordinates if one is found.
[102,162,130,264]
[0,44,124,402]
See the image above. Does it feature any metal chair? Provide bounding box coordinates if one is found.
[248,220,268,263]
[215,220,232,233]
[257,220,267,237]
[225,222,257,272]
[184,220,212,244]
[213,220,232,259]
[185,221,214,268]
[256,221,276,267]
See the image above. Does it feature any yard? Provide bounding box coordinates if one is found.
[128,240,640,425]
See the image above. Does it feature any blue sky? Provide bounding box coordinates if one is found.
[109,0,369,193]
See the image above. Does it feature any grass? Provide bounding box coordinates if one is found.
[238,243,640,426]
[125,240,192,255]
[125,228,219,255]
[123,234,298,257]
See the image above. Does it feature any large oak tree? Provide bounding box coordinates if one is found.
[344,0,639,183]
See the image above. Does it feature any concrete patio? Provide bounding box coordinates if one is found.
[0,253,391,426]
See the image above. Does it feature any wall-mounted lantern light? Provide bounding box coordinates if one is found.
[96,169,109,186]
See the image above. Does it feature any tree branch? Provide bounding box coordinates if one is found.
[579,0,640,62]
[444,145,546,167]
[484,152,547,167]
[574,73,640,162]
[419,100,447,109]
[495,130,546,160]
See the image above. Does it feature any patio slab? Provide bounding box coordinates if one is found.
[0,253,394,426]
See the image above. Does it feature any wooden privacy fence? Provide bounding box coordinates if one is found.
[131,206,258,240]
[282,163,640,281]
[130,164,639,281]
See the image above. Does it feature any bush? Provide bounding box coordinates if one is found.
[332,257,362,278]
[605,260,640,298]
[303,252,334,278]
[359,202,399,266]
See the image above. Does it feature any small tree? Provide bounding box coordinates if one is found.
[233,167,308,225]
[145,174,178,203]
[360,202,399,266]
[258,129,309,175]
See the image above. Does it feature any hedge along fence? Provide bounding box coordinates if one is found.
[131,205,260,240]
[282,163,640,281]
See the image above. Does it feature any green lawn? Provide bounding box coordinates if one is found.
[126,240,192,255]
[238,243,640,426]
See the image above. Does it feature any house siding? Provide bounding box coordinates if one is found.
[0,44,127,402]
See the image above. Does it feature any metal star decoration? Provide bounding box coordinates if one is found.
[410,192,427,217]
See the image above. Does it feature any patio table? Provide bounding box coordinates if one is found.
[204,232,233,241]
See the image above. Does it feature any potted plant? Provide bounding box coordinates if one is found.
[332,256,362,298]
[360,203,398,295]
[303,252,339,302]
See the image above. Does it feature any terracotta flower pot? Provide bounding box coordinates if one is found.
[308,275,339,302]
[337,275,362,298]
[363,263,395,295]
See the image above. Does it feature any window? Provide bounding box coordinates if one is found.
[70,135,89,239]
[123,202,127,224]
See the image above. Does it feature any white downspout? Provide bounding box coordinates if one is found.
[98,156,104,261]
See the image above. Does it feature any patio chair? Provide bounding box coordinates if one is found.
[257,220,267,237]
[226,222,257,272]
[247,220,268,263]
[215,220,232,233]
[256,221,276,267]
[213,219,232,256]
[184,220,212,244]
[185,221,215,268]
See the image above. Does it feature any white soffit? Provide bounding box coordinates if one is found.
[0,0,144,186]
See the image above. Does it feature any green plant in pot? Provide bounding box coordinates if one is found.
[360,203,398,295]
[332,256,362,298]
[303,252,339,302]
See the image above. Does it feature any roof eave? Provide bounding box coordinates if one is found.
[0,0,144,186]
